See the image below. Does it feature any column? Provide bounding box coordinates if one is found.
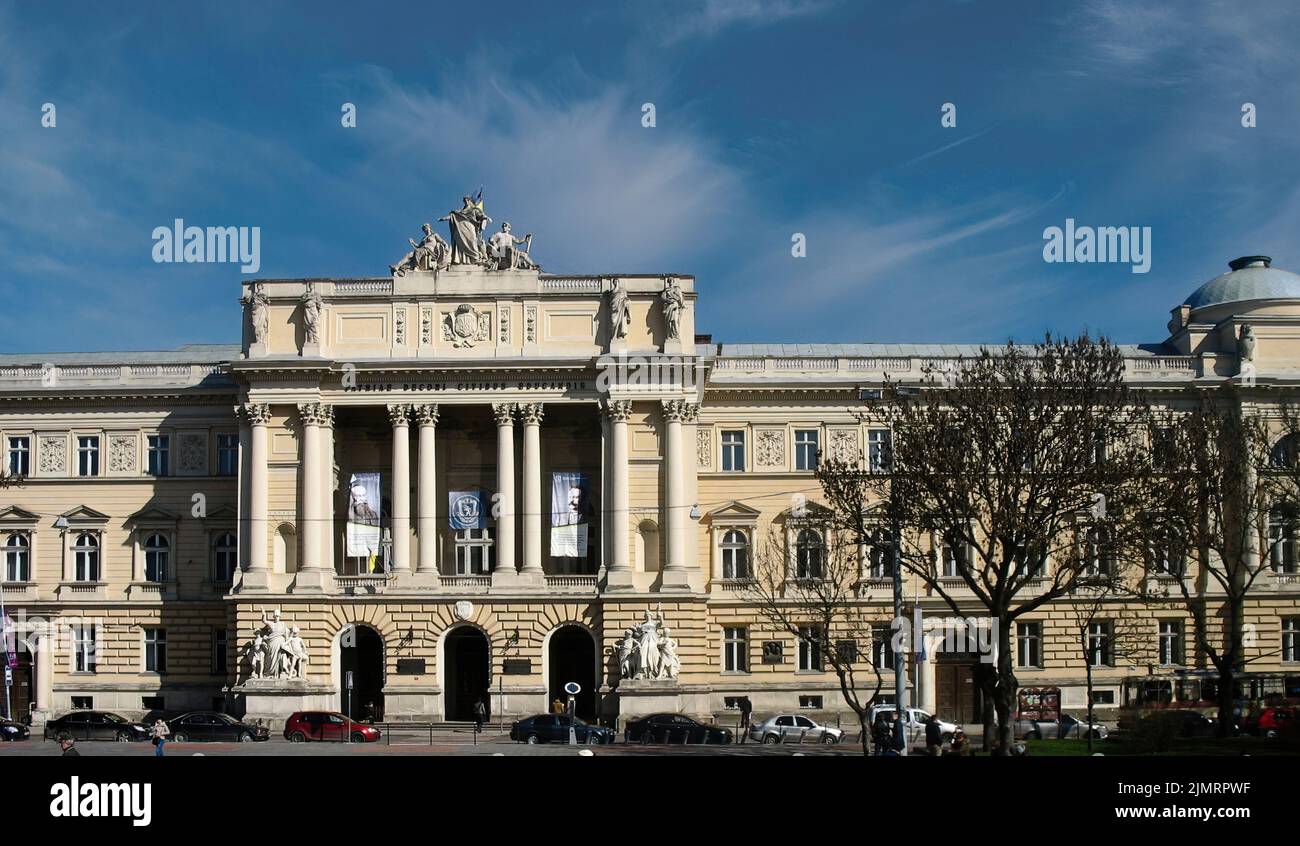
[415,404,440,576]
[320,406,336,575]
[493,403,517,578]
[236,406,252,573]
[519,403,545,581]
[34,634,53,719]
[244,403,272,585]
[388,404,412,573]
[603,400,633,589]
[295,403,329,591]
[660,400,690,590]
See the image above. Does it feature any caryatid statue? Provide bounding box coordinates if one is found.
[660,278,684,341]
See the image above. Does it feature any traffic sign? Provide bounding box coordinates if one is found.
[564,681,580,695]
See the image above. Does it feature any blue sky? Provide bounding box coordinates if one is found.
[1,0,1298,352]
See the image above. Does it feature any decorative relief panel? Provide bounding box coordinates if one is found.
[177,432,208,474]
[442,304,491,348]
[38,436,66,475]
[109,435,137,473]
[525,306,537,344]
[499,307,510,343]
[755,429,786,467]
[696,427,713,468]
[829,429,861,463]
[421,307,433,345]
[395,308,407,345]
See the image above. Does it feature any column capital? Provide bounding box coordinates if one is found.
[517,402,545,427]
[387,403,412,426]
[661,399,698,423]
[602,399,633,422]
[297,402,332,427]
[413,403,440,427]
[492,402,517,427]
[242,402,273,426]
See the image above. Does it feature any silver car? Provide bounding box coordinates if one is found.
[749,714,844,745]
[1014,713,1109,740]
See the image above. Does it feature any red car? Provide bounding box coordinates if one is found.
[1256,707,1297,739]
[284,711,381,743]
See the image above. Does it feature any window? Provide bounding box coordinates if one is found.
[144,628,167,673]
[76,435,99,477]
[869,528,893,579]
[1269,509,1298,574]
[4,533,29,582]
[144,533,169,582]
[1151,427,1176,470]
[1090,690,1116,705]
[1283,618,1299,664]
[723,626,748,673]
[720,530,750,580]
[71,696,93,709]
[147,434,170,477]
[212,629,228,674]
[1271,434,1300,468]
[872,624,895,669]
[723,696,744,710]
[217,433,239,476]
[1152,527,1186,578]
[212,532,238,583]
[1087,621,1112,667]
[1083,527,1113,577]
[7,436,30,476]
[142,696,165,711]
[797,625,824,671]
[1092,428,1109,465]
[721,430,746,472]
[794,429,819,471]
[73,625,96,673]
[1017,622,1042,669]
[454,528,493,575]
[867,429,891,471]
[74,533,100,582]
[1158,620,1184,666]
[834,639,858,664]
[795,529,824,579]
[798,695,824,709]
[940,538,963,578]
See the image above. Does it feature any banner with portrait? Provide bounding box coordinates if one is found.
[346,472,382,564]
[448,490,489,531]
[550,472,590,558]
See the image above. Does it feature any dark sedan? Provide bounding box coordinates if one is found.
[1141,709,1218,738]
[624,713,733,744]
[1,719,31,741]
[510,714,614,744]
[44,711,150,743]
[167,711,270,743]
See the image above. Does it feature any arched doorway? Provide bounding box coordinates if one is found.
[338,625,384,722]
[6,645,33,722]
[444,626,490,722]
[548,625,597,719]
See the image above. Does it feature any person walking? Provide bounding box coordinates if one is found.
[60,738,80,757]
[925,714,944,756]
[151,719,170,757]
[891,712,907,756]
[871,712,892,756]
[472,698,487,734]
[738,696,753,744]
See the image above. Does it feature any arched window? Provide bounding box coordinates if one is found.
[212,532,238,583]
[144,533,169,582]
[1271,434,1300,469]
[795,529,824,579]
[74,533,99,582]
[1269,508,1298,574]
[454,528,494,575]
[4,533,30,582]
[721,530,750,580]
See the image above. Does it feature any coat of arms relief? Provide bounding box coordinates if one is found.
[442,304,492,348]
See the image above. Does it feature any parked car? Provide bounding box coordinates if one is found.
[167,711,270,743]
[866,706,960,745]
[624,713,732,744]
[284,711,381,743]
[510,714,614,744]
[1249,706,1297,739]
[44,711,150,743]
[1,719,31,741]
[748,714,844,744]
[1014,713,1109,740]
[1140,709,1217,738]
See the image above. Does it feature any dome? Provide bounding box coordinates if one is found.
[1184,256,1300,310]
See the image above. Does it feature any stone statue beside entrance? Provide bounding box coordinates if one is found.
[618,607,680,681]
[241,608,307,682]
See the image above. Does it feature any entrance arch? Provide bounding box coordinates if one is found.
[338,624,384,722]
[547,625,597,719]
[443,626,490,722]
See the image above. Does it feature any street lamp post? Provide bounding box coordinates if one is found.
[891,513,908,756]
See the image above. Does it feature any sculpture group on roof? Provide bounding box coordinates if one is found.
[391,191,538,276]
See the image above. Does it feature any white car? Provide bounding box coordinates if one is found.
[867,706,960,745]
[748,714,844,744]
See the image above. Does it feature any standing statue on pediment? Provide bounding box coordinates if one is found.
[301,282,323,345]
[244,282,270,345]
[660,278,684,341]
[440,194,492,266]
[608,279,630,340]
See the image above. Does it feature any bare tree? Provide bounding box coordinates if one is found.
[1129,384,1274,735]
[1064,578,1152,754]
[817,335,1150,755]
[744,528,884,756]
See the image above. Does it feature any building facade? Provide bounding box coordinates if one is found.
[3,234,1300,727]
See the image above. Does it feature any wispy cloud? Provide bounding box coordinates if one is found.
[658,0,837,45]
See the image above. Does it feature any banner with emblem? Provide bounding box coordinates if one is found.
[346,472,382,565]
[550,472,590,558]
[448,491,488,531]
